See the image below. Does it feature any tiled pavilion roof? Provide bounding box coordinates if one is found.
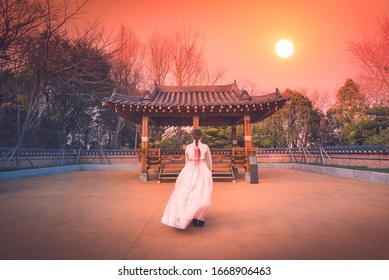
[102,82,290,126]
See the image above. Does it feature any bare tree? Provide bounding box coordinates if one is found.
[55,22,114,149]
[0,1,117,165]
[169,23,207,86]
[146,23,224,87]
[13,0,89,148]
[0,0,88,165]
[238,79,268,95]
[308,87,332,112]
[0,0,43,75]
[147,30,171,85]
[109,25,145,148]
[349,15,389,106]
[298,87,332,112]
[111,25,145,94]
[143,23,225,144]
[204,65,226,86]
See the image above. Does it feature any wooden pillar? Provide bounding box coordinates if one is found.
[154,125,161,174]
[231,125,237,147]
[231,124,238,175]
[193,115,199,129]
[244,113,251,181]
[140,114,149,181]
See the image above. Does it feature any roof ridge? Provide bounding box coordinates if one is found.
[155,83,237,93]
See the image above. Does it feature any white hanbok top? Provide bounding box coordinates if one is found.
[185,141,212,170]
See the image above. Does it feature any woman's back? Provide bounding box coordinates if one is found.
[185,141,212,170]
[161,129,213,229]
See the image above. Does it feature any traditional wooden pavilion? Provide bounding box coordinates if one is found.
[102,82,289,182]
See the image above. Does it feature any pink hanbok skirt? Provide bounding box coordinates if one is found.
[161,160,213,229]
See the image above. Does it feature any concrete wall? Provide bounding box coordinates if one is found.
[259,163,389,185]
[0,164,140,182]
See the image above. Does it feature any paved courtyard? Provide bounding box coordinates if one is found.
[0,168,388,260]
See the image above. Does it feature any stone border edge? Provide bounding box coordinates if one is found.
[259,163,389,185]
[1,163,387,185]
[0,164,140,182]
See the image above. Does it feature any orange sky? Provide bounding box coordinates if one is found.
[85,0,388,95]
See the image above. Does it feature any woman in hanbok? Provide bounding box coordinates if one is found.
[161,129,213,229]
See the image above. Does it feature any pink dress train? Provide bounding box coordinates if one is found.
[161,141,213,229]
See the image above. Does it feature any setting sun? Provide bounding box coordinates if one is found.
[275,39,294,58]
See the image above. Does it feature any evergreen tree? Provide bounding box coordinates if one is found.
[328,79,367,145]
[348,106,389,145]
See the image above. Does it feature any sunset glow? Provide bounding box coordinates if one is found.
[85,0,387,92]
[275,40,294,58]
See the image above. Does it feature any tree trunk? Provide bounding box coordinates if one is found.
[112,115,125,148]
[319,147,325,164]
[84,128,89,149]
[176,126,182,144]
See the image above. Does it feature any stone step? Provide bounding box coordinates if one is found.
[159,167,236,183]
